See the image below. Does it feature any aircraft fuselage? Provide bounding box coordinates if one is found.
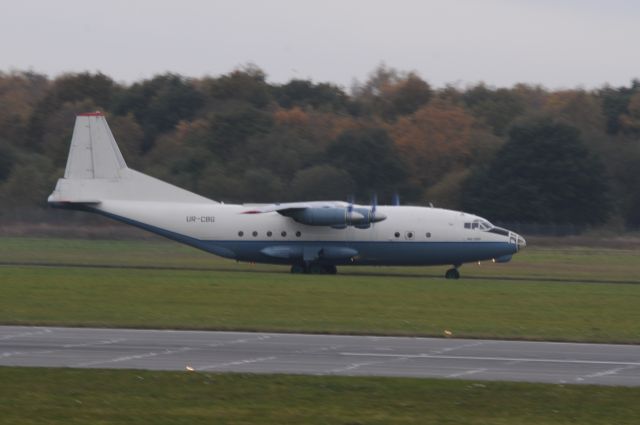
[79,200,524,267]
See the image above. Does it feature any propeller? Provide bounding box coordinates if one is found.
[342,194,355,227]
[371,193,378,216]
[353,193,386,229]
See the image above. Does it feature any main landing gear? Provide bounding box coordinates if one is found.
[290,263,337,275]
[445,267,460,279]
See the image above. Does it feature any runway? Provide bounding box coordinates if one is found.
[1,326,639,386]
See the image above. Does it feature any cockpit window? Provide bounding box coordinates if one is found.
[464,219,493,231]
[478,220,492,230]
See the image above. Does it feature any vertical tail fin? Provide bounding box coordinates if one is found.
[49,112,215,204]
[65,112,127,180]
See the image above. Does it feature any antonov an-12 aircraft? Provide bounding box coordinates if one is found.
[48,112,526,279]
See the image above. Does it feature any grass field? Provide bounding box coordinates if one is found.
[1,236,639,424]
[2,367,640,425]
[1,237,639,343]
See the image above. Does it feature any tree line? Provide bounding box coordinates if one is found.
[0,66,639,230]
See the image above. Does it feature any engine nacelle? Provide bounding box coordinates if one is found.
[281,207,387,227]
[282,208,363,226]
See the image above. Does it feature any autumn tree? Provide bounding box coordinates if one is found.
[273,79,349,112]
[0,71,49,145]
[542,90,606,144]
[391,102,476,187]
[619,92,640,134]
[353,65,432,119]
[462,84,525,135]
[461,118,611,225]
[112,73,204,151]
[0,141,15,181]
[599,79,640,134]
[207,103,274,161]
[326,128,409,200]
[203,65,272,108]
[288,165,356,201]
[27,72,115,150]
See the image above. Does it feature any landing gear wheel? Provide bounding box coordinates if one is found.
[445,268,460,279]
[291,264,306,274]
[323,265,337,275]
[308,263,326,274]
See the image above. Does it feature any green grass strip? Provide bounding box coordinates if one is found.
[1,237,640,343]
[1,367,639,425]
[2,264,640,343]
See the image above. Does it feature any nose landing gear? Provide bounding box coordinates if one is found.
[445,267,460,279]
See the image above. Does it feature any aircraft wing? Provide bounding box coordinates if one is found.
[241,201,384,227]
[241,201,349,214]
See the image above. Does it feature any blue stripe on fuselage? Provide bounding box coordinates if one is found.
[217,239,516,266]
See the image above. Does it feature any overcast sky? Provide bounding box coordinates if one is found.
[1,0,638,89]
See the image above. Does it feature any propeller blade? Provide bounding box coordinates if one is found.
[392,192,400,206]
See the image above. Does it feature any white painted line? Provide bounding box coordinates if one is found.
[340,352,640,367]
[198,356,277,371]
[329,362,378,374]
[447,368,488,378]
[1,349,56,358]
[62,338,126,348]
[74,347,193,367]
[0,328,52,340]
[1,339,126,359]
[430,341,485,355]
[576,365,638,381]
[208,335,271,348]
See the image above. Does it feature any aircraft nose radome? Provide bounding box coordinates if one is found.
[517,235,527,250]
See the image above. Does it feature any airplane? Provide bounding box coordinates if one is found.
[48,112,526,279]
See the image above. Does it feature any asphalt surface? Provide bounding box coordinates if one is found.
[1,326,639,386]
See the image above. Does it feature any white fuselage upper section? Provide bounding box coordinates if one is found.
[97,201,510,245]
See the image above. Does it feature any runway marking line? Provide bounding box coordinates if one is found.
[62,339,127,348]
[198,356,277,371]
[0,328,52,340]
[340,352,640,367]
[1,339,127,359]
[208,335,271,348]
[576,365,639,381]
[73,347,194,367]
[447,368,488,378]
[430,341,485,355]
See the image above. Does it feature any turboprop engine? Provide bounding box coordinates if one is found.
[280,207,386,227]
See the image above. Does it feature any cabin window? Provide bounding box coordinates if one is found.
[281,231,287,237]
[238,231,244,237]
[252,231,258,237]
[267,231,272,237]
[295,231,302,237]
[426,232,431,238]
[464,223,471,229]
[394,232,400,238]
[406,231,414,240]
